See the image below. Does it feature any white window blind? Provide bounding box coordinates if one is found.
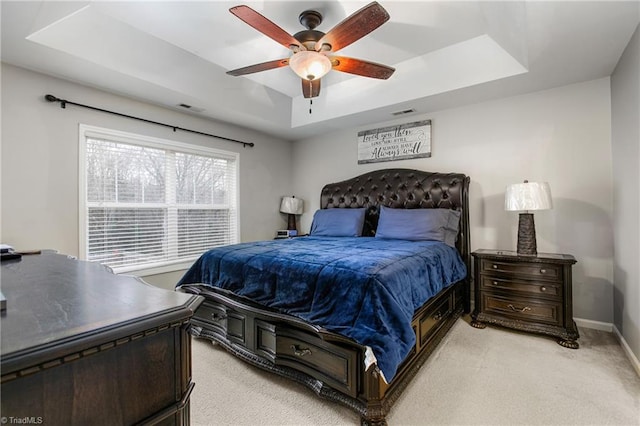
[79,125,238,274]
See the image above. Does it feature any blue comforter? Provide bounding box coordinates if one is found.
[177,236,466,381]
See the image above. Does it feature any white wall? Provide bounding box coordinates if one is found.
[292,78,614,323]
[0,63,293,289]
[0,63,623,327]
[611,23,640,360]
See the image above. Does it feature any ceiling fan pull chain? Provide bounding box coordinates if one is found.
[309,80,313,114]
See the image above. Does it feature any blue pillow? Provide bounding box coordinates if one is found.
[375,206,461,246]
[310,208,366,237]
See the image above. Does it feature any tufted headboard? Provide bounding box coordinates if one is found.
[320,168,471,280]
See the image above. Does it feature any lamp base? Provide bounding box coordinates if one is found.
[517,213,537,256]
[287,214,297,232]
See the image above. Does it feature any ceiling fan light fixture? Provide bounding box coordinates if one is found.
[289,51,332,81]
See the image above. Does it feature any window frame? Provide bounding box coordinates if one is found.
[78,124,240,276]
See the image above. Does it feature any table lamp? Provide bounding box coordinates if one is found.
[504,180,552,256]
[280,196,304,233]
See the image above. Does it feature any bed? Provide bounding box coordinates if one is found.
[177,168,471,425]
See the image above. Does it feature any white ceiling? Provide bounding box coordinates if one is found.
[2,1,638,141]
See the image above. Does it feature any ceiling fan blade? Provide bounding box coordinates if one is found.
[226,58,289,76]
[230,5,303,50]
[331,56,395,79]
[315,2,390,52]
[301,78,321,98]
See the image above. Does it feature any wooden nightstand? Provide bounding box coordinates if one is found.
[471,249,579,349]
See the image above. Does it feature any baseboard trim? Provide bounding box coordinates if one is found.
[613,325,640,378]
[574,317,613,332]
[574,318,640,378]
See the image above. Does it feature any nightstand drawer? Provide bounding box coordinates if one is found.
[481,259,562,282]
[482,293,562,326]
[480,276,561,299]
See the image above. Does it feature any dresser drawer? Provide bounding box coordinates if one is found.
[481,259,562,282]
[276,329,358,398]
[480,276,561,300]
[481,293,562,327]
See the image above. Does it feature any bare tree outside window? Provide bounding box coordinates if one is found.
[81,130,238,273]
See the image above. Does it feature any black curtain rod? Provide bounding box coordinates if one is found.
[44,94,254,148]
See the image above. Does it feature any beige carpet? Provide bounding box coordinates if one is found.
[190,317,640,425]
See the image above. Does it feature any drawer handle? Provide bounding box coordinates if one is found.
[290,345,312,357]
[507,304,531,313]
[492,281,499,286]
[211,312,227,321]
[433,312,443,321]
[540,269,547,274]
[540,286,547,292]
[492,264,498,269]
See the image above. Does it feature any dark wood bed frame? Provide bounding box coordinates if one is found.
[178,168,470,425]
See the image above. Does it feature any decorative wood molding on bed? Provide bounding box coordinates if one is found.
[178,168,470,425]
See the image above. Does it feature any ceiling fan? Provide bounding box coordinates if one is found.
[226,2,395,99]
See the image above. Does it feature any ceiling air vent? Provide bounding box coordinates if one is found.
[177,103,205,113]
[391,108,416,116]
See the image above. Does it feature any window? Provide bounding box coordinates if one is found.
[79,125,239,274]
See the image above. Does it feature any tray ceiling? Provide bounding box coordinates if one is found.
[2,1,638,140]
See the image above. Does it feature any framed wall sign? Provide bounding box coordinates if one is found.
[357,120,431,164]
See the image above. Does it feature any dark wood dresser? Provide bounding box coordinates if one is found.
[1,252,203,425]
[471,249,579,348]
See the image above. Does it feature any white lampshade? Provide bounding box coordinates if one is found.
[280,196,304,215]
[504,181,553,211]
[289,51,332,81]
